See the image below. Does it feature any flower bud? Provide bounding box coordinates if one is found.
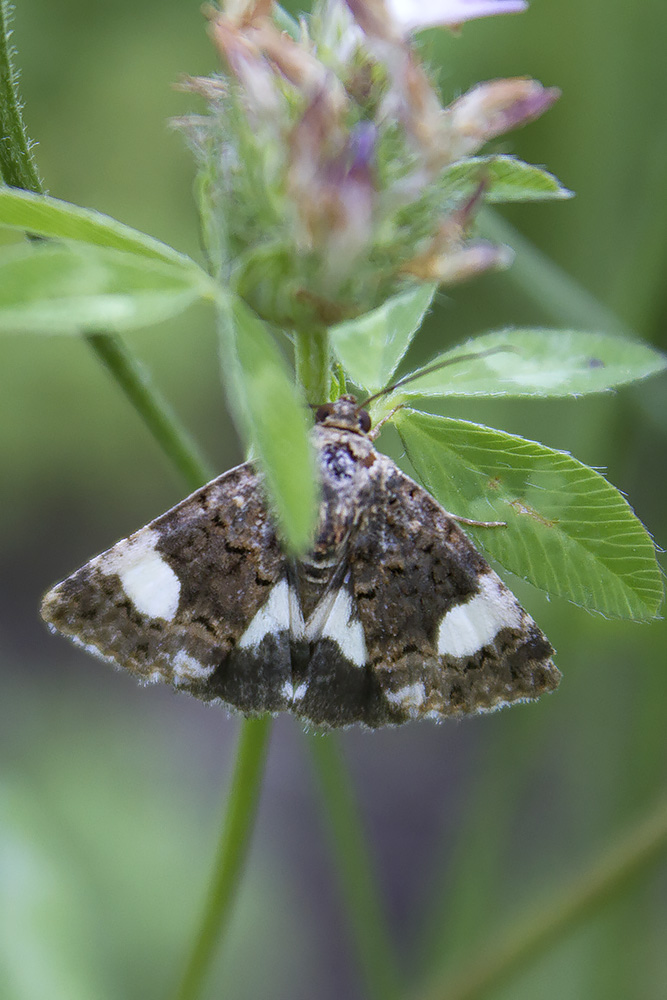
[402,239,514,284]
[446,78,561,159]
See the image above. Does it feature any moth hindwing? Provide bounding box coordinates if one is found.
[41,395,560,728]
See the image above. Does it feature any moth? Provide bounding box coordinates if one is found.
[41,395,560,728]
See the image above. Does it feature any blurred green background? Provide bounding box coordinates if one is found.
[2,2,666,998]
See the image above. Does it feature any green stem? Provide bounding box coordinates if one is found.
[308,734,404,1000]
[86,333,214,491]
[174,716,273,1000]
[0,1,42,191]
[294,327,330,404]
[412,796,667,1000]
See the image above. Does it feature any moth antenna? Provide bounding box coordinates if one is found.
[357,345,518,411]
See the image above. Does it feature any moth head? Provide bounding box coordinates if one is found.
[315,395,372,436]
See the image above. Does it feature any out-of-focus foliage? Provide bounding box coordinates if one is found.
[2,2,666,999]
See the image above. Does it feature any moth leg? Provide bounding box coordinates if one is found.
[368,405,404,440]
[447,513,507,528]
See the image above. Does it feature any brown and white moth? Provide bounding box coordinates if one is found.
[41,396,560,728]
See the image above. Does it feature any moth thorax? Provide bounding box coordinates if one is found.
[322,443,357,482]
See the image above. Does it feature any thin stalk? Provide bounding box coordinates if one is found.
[294,327,330,404]
[86,333,214,491]
[0,0,42,191]
[412,796,667,1000]
[308,734,404,1000]
[174,716,273,1000]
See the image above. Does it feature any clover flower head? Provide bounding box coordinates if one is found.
[178,0,556,329]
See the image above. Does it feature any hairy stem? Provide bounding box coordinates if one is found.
[0,1,42,191]
[308,734,404,1000]
[412,796,667,1000]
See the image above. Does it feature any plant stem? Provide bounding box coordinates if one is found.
[0,1,42,191]
[412,796,667,1000]
[308,734,404,1000]
[174,716,273,1000]
[294,327,330,404]
[86,333,214,491]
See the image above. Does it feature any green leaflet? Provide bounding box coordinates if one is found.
[0,242,209,335]
[393,328,667,399]
[0,187,201,271]
[330,283,436,393]
[395,409,663,621]
[440,155,573,204]
[218,295,317,554]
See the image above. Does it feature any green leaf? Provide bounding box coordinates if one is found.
[218,295,317,554]
[330,283,436,393]
[0,186,201,271]
[394,328,667,399]
[0,243,211,335]
[395,409,663,620]
[440,155,573,204]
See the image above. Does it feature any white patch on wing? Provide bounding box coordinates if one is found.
[293,682,308,702]
[288,585,306,641]
[386,682,426,712]
[238,578,291,650]
[171,649,214,684]
[281,680,294,701]
[305,584,367,667]
[100,528,181,621]
[437,573,523,658]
